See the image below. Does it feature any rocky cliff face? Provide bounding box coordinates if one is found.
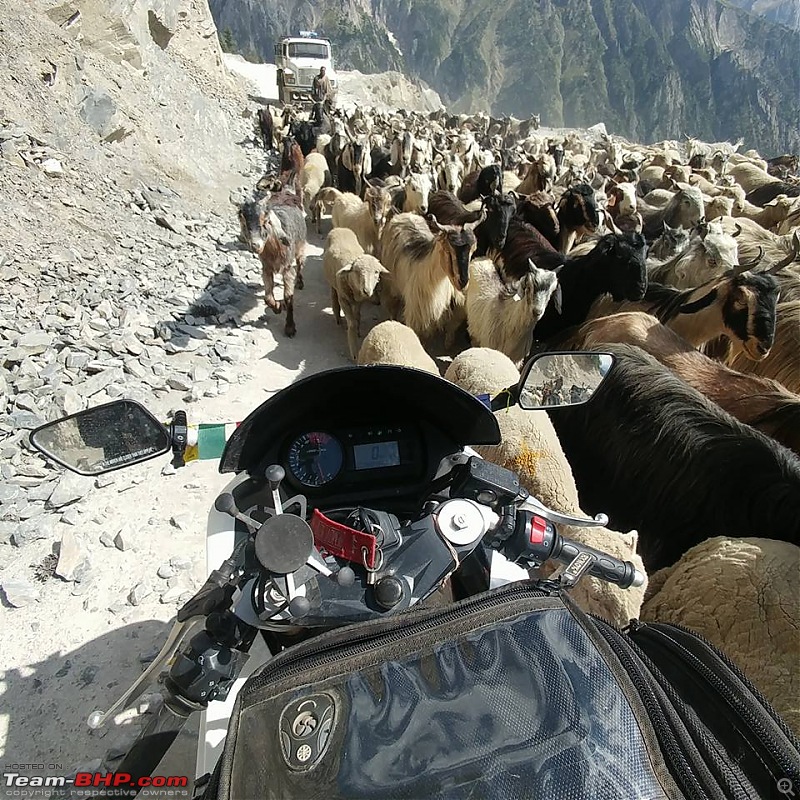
[209,0,800,154]
[2,0,245,191]
[724,0,800,31]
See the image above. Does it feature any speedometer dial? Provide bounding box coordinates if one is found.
[287,432,344,487]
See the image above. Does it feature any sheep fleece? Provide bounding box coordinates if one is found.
[642,536,800,737]
[444,347,646,626]
[356,320,439,375]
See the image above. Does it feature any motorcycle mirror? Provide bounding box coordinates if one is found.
[490,351,616,411]
[28,399,171,476]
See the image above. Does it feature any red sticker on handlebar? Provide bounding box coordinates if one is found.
[310,509,378,569]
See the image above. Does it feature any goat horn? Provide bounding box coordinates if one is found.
[731,223,742,238]
[426,213,446,232]
[766,248,797,274]
[465,207,488,231]
[735,246,764,272]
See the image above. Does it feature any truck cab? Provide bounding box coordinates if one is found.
[274,33,338,106]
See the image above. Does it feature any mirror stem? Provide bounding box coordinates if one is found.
[490,385,520,412]
[170,411,188,468]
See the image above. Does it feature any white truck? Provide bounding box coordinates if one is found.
[274,32,338,106]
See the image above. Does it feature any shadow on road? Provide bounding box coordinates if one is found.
[0,620,175,777]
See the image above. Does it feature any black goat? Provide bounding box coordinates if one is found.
[544,343,800,572]
[427,190,515,256]
[310,102,331,136]
[289,119,316,158]
[458,164,503,204]
[526,233,648,343]
[369,146,394,181]
[746,182,800,207]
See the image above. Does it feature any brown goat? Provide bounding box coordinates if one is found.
[561,311,800,456]
[238,193,307,336]
[513,191,560,246]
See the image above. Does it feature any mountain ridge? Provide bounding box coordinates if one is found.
[209,0,800,154]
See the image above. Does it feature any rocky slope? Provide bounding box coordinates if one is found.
[725,0,800,31]
[210,0,800,154]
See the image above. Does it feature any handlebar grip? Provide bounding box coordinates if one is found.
[555,537,645,590]
[493,510,644,590]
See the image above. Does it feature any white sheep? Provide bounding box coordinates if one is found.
[356,320,439,374]
[466,257,560,363]
[331,185,393,257]
[642,536,800,737]
[443,347,647,626]
[323,228,387,360]
[301,152,332,234]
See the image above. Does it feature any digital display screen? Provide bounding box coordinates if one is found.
[353,441,400,470]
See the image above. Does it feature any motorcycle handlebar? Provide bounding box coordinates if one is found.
[486,507,644,590]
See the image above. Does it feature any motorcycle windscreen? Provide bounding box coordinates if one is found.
[219,365,501,474]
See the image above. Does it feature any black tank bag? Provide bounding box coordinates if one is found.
[198,580,799,800]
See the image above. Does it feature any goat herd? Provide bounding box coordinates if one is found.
[238,100,800,574]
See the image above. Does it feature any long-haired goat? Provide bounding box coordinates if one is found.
[499,217,563,280]
[588,269,780,359]
[648,220,759,287]
[560,312,800,457]
[380,212,480,343]
[395,171,434,214]
[640,183,705,241]
[722,301,800,394]
[555,183,600,253]
[466,257,559,362]
[542,343,800,572]
[330,186,393,257]
[238,193,306,337]
[513,192,561,247]
[427,190,514,256]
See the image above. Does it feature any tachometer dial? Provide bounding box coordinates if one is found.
[287,432,344,487]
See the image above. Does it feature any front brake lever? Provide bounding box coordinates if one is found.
[521,495,609,529]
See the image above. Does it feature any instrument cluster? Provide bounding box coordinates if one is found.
[280,422,422,492]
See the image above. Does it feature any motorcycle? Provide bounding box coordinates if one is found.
[28,350,641,797]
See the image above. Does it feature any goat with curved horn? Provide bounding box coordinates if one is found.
[426,213,446,232]
[464,206,489,232]
[766,235,800,274]
[732,246,765,275]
